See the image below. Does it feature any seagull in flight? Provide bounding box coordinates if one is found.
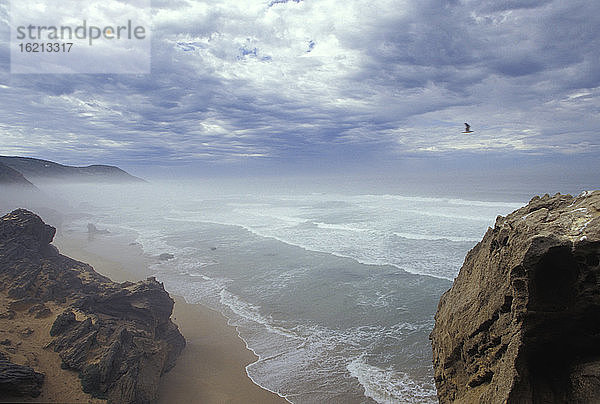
[463,123,473,133]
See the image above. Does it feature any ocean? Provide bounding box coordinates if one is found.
[49,182,524,403]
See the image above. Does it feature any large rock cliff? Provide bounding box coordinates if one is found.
[431,191,600,403]
[0,209,185,402]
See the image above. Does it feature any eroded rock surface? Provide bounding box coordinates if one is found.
[431,191,600,403]
[0,352,44,397]
[0,209,185,403]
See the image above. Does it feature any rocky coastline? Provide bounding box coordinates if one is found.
[0,209,185,402]
[431,191,600,403]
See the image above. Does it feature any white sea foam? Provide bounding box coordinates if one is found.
[219,289,301,340]
[59,187,517,403]
[157,193,518,279]
[347,357,437,404]
[372,193,521,209]
[392,232,480,243]
[158,215,463,279]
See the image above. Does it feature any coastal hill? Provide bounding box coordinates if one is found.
[0,209,185,402]
[431,191,600,403]
[0,161,47,217]
[0,161,37,188]
[0,156,145,183]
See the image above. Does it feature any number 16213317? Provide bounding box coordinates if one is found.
[18,42,73,53]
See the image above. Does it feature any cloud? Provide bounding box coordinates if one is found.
[0,0,598,174]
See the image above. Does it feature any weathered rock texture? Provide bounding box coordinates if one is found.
[0,352,45,397]
[0,209,185,403]
[431,191,600,403]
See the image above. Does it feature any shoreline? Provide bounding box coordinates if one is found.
[53,230,288,404]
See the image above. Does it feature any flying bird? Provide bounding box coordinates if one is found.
[463,123,473,133]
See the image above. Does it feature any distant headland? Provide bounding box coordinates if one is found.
[0,156,145,184]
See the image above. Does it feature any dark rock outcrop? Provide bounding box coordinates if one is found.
[88,223,110,235]
[431,191,600,403]
[0,209,185,403]
[158,253,174,261]
[0,352,45,397]
[0,156,145,183]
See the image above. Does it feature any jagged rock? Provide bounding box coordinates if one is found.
[0,208,55,251]
[28,303,52,318]
[0,354,45,397]
[431,191,600,403]
[50,311,78,337]
[158,253,174,261]
[0,209,185,403]
[35,307,52,318]
[52,277,186,402]
[0,310,15,320]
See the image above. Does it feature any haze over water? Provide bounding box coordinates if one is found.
[39,178,544,403]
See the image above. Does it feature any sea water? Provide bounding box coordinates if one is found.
[51,183,523,403]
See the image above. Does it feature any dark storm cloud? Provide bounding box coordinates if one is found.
[0,0,598,171]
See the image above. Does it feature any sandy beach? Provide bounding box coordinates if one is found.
[53,231,287,404]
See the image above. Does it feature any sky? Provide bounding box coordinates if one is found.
[0,0,599,185]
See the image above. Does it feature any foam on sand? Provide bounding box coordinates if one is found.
[347,357,437,404]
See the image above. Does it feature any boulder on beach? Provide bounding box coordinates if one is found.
[87,223,110,235]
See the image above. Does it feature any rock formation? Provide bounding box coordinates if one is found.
[158,253,175,261]
[431,191,600,403]
[88,223,110,235]
[0,209,185,402]
[0,352,45,397]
